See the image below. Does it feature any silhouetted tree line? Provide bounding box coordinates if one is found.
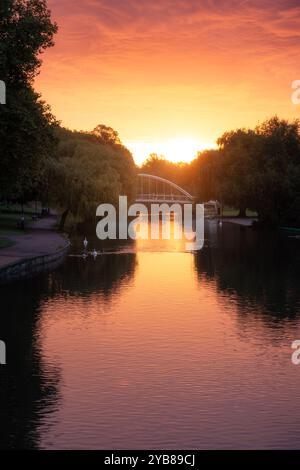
[141,118,300,227]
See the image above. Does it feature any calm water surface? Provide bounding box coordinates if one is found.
[1,221,300,449]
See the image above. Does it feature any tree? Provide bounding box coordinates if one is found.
[189,149,221,202]
[91,125,122,146]
[141,154,191,190]
[212,117,300,226]
[0,87,58,201]
[0,0,58,202]
[254,117,300,226]
[0,0,58,86]
[48,128,136,230]
[217,129,263,217]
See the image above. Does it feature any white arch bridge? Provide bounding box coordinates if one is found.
[136,173,194,204]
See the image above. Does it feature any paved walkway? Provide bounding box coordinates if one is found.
[0,215,69,269]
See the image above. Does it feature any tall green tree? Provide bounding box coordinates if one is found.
[0,0,57,86]
[0,0,58,202]
[0,87,57,200]
[217,129,262,217]
[214,117,300,225]
[254,117,300,226]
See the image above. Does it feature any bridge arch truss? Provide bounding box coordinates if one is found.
[136,173,193,204]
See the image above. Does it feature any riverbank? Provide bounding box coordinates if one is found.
[0,215,70,284]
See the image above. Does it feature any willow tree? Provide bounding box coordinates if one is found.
[48,128,137,231]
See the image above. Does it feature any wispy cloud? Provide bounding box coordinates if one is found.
[36,0,300,154]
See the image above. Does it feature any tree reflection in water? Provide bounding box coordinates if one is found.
[0,276,61,449]
[0,245,137,449]
[194,222,300,327]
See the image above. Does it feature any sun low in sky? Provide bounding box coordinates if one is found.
[126,138,217,165]
[35,0,300,165]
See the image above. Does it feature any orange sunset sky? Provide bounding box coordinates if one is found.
[35,0,300,164]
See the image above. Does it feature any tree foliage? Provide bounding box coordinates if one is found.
[189,149,221,203]
[91,124,122,146]
[0,0,58,201]
[48,127,137,230]
[216,128,263,216]
[0,0,58,86]
[141,154,191,190]
[253,117,300,225]
[141,118,300,227]
[192,117,300,226]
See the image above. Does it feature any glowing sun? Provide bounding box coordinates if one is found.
[126,138,217,166]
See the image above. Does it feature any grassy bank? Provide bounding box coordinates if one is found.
[0,229,19,250]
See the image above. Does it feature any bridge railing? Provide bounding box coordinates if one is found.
[136,193,193,202]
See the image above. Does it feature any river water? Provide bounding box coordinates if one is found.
[1,220,300,449]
